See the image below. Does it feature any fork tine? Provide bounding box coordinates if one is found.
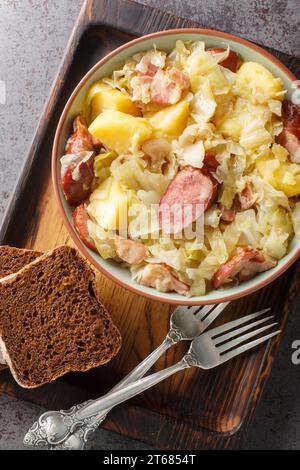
[186,305,209,315]
[186,302,219,317]
[220,330,281,362]
[196,301,230,320]
[208,308,271,338]
[194,303,216,316]
[214,315,274,345]
[217,322,278,353]
[200,301,230,328]
[189,303,220,316]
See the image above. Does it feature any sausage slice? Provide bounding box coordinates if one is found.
[237,253,277,282]
[212,247,277,288]
[207,48,240,72]
[159,166,218,234]
[212,246,259,288]
[65,115,95,154]
[276,100,300,163]
[61,151,95,206]
[73,204,96,252]
[61,115,101,206]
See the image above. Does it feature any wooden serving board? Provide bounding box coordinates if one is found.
[0,0,300,450]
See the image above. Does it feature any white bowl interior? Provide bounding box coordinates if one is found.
[56,32,300,303]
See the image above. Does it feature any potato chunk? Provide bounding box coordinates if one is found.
[256,156,300,197]
[88,81,140,120]
[89,110,152,154]
[215,96,272,142]
[147,101,189,139]
[236,62,283,103]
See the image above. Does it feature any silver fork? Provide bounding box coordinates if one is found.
[24,302,229,450]
[58,308,277,421]
[25,307,278,451]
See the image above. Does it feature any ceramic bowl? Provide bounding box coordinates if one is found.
[52,28,299,305]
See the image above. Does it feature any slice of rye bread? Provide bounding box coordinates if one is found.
[0,246,43,371]
[0,245,42,278]
[0,245,121,388]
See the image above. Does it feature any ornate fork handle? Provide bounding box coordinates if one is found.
[50,357,190,450]
[25,329,184,449]
[50,333,185,450]
[26,358,190,448]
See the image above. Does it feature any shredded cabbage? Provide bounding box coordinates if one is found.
[128,203,160,239]
[292,202,300,238]
[130,75,151,103]
[134,50,166,73]
[148,239,187,271]
[111,158,170,195]
[87,220,116,259]
[172,124,214,168]
[188,273,206,296]
[80,39,298,297]
[197,253,222,280]
[137,189,161,206]
[185,45,229,77]
[141,138,177,176]
[204,205,221,228]
[190,78,216,123]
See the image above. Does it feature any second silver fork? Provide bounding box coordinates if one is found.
[24,301,229,449]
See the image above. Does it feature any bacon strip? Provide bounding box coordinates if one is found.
[238,184,256,210]
[137,263,189,295]
[115,237,148,265]
[220,203,237,223]
[136,55,160,77]
[150,68,190,105]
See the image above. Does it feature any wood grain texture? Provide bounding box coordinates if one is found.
[0,0,299,450]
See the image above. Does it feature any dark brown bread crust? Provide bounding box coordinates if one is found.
[0,245,121,388]
[0,246,42,278]
[0,246,43,371]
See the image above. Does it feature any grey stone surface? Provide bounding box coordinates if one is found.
[139,0,300,58]
[0,395,152,450]
[0,0,83,218]
[0,0,299,451]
